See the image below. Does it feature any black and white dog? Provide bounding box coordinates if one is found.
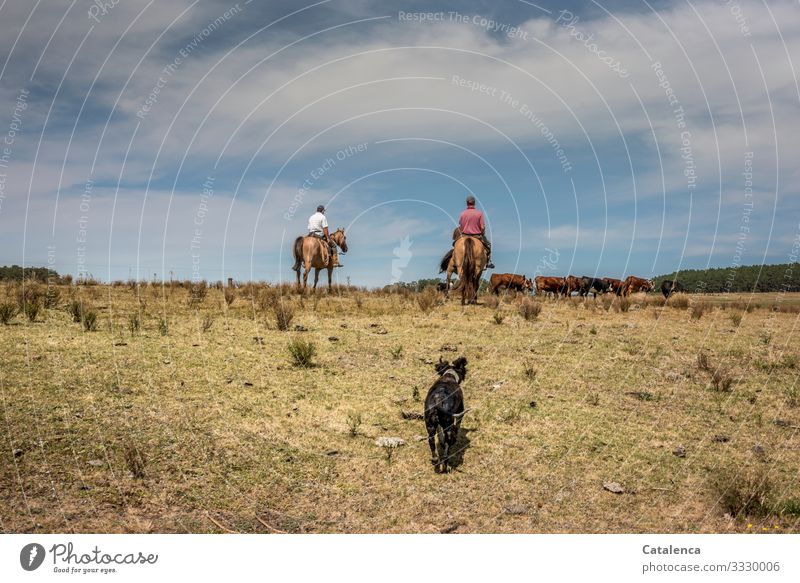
[424,356,468,473]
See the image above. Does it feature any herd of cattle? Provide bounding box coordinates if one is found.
[487,273,685,298]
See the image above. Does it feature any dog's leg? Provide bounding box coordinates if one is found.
[426,421,438,470]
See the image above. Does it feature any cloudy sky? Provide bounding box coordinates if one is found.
[0,0,798,286]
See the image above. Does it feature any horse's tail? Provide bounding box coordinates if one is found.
[439,249,453,273]
[462,238,476,301]
[292,236,304,268]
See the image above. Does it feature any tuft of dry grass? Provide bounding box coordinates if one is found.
[483,295,500,309]
[710,466,774,518]
[730,312,743,327]
[272,301,294,331]
[668,294,689,309]
[690,301,710,320]
[518,298,541,321]
[0,302,17,324]
[493,312,505,325]
[616,297,631,312]
[224,287,236,307]
[416,286,438,314]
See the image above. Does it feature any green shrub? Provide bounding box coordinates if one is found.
[0,302,17,324]
[288,338,316,368]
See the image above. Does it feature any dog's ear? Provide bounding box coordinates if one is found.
[453,356,468,380]
[434,357,450,375]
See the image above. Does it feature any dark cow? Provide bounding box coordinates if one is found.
[603,278,624,296]
[424,356,468,473]
[620,275,654,296]
[579,276,610,298]
[490,273,533,295]
[661,279,684,298]
[535,276,566,298]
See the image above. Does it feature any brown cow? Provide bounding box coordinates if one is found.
[603,278,624,295]
[620,275,654,296]
[490,273,533,295]
[535,276,566,298]
[564,275,582,296]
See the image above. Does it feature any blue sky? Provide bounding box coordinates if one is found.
[0,0,798,287]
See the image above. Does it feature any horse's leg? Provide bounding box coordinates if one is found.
[302,260,310,293]
[445,263,454,298]
[327,266,333,292]
[313,268,320,290]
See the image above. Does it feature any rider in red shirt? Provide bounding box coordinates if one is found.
[458,195,494,269]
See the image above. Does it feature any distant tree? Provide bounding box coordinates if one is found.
[0,265,61,283]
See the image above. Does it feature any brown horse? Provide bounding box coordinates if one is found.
[443,236,486,305]
[293,228,348,292]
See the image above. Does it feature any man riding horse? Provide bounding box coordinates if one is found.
[292,204,348,291]
[439,196,492,304]
[439,195,495,273]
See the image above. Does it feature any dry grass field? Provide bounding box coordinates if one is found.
[1,282,799,534]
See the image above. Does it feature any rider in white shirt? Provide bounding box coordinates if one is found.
[293,204,341,270]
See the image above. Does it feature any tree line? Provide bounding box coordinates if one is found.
[653,263,800,294]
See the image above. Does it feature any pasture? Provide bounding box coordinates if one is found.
[1,282,799,533]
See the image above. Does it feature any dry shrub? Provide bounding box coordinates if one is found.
[711,367,734,392]
[68,299,84,322]
[484,295,500,309]
[730,312,743,327]
[616,297,631,313]
[518,298,542,321]
[416,286,438,314]
[82,309,98,332]
[224,287,236,307]
[601,296,614,311]
[0,302,17,324]
[669,294,689,309]
[123,442,147,479]
[697,351,711,372]
[502,289,518,303]
[645,295,663,308]
[690,301,709,320]
[731,300,755,313]
[200,314,214,333]
[23,300,41,322]
[493,312,505,325]
[273,301,295,331]
[44,285,61,308]
[353,294,364,310]
[710,466,774,518]
[187,281,208,307]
